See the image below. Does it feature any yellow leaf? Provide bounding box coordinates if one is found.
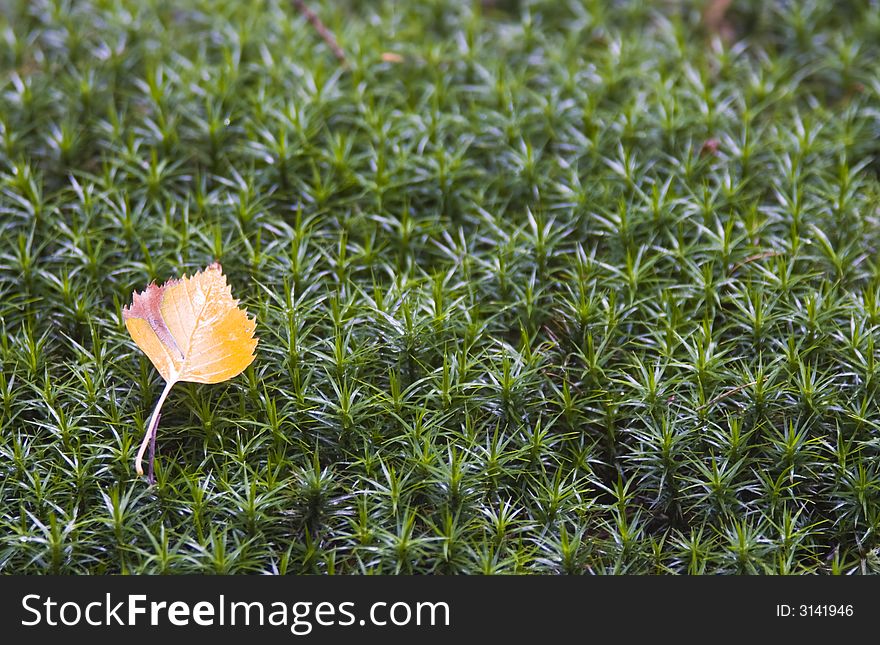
[123,262,257,481]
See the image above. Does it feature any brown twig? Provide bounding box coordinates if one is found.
[702,0,734,41]
[699,379,760,410]
[292,0,348,67]
[148,412,160,485]
[729,250,783,276]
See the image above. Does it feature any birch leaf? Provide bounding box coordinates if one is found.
[123,262,257,481]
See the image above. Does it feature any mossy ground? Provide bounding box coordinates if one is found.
[2,0,880,573]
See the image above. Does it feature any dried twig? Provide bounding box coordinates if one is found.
[292,0,347,67]
[702,0,734,39]
[148,412,160,485]
[699,379,760,410]
[729,250,783,276]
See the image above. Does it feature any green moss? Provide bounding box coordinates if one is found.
[1,0,879,574]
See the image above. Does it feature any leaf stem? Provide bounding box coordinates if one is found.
[135,379,176,479]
